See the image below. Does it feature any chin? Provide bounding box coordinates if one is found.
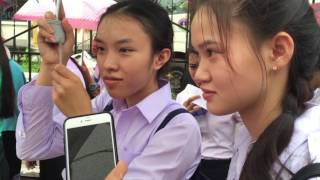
[107,89,125,99]
[207,104,232,116]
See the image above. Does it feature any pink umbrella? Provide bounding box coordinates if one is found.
[14,0,116,30]
[63,0,116,30]
[0,0,14,10]
[312,2,320,25]
[13,0,56,21]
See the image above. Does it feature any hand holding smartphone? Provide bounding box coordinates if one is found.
[64,113,118,180]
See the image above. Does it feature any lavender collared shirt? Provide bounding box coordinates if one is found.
[16,80,201,179]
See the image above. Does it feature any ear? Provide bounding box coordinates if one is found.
[153,48,171,70]
[265,32,294,71]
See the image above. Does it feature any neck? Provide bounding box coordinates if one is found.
[240,71,288,140]
[126,77,159,107]
[240,102,282,140]
[311,71,320,90]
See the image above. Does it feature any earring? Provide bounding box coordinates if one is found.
[272,66,278,71]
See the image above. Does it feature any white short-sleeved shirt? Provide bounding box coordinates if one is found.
[227,89,320,180]
[176,87,236,160]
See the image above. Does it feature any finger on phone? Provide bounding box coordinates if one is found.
[183,95,201,108]
[38,29,56,43]
[105,160,128,180]
[58,3,66,20]
[188,95,201,102]
[186,103,195,112]
[190,105,201,113]
[116,160,128,177]
[54,64,78,81]
[44,11,56,20]
[52,80,65,100]
[38,18,54,33]
[61,18,74,46]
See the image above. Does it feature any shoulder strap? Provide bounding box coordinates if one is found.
[291,163,320,180]
[103,101,113,112]
[155,108,189,133]
[103,104,189,133]
[69,57,88,89]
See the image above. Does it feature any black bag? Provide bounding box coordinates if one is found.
[291,163,320,180]
[40,156,65,180]
[1,131,21,179]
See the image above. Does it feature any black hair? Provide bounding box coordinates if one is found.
[0,37,15,118]
[191,0,320,179]
[98,0,174,77]
[186,49,198,86]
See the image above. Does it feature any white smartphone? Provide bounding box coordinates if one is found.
[64,112,118,180]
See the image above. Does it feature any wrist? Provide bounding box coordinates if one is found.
[36,63,57,86]
[88,83,100,92]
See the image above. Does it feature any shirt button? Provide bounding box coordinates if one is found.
[19,131,26,138]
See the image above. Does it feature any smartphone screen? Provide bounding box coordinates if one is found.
[65,114,117,180]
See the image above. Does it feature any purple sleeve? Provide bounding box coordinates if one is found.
[16,80,65,161]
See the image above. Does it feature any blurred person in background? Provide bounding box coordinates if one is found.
[0,36,26,179]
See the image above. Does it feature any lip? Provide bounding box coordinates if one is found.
[201,88,217,100]
[103,76,122,87]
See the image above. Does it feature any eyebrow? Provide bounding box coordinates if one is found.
[198,40,218,49]
[188,46,198,54]
[114,38,133,45]
[94,37,104,44]
[94,37,133,45]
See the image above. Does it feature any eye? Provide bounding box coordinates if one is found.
[206,49,215,57]
[119,48,134,54]
[188,51,200,61]
[96,46,105,53]
[189,63,199,70]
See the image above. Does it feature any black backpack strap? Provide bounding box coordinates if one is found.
[155,108,189,133]
[103,101,113,112]
[103,104,188,133]
[291,163,320,180]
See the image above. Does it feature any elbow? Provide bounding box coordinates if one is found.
[16,147,33,161]
[16,141,36,161]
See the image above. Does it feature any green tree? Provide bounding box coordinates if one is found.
[1,0,27,20]
[159,0,188,14]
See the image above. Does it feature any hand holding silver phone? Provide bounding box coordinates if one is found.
[64,113,118,180]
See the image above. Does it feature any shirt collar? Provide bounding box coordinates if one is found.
[112,80,173,123]
[307,88,320,106]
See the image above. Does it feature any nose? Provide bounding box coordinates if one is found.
[100,51,119,71]
[193,58,210,86]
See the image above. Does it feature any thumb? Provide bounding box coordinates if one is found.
[115,160,128,178]
[61,18,74,46]
[58,3,66,20]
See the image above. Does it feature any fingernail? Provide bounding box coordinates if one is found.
[50,36,56,42]
[49,29,54,34]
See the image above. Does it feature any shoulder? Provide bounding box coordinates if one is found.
[162,101,199,128]
[279,104,320,173]
[295,104,320,134]
[151,102,201,152]
[9,60,23,71]
[9,60,25,87]
[91,90,112,112]
[308,88,320,105]
[150,101,201,142]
